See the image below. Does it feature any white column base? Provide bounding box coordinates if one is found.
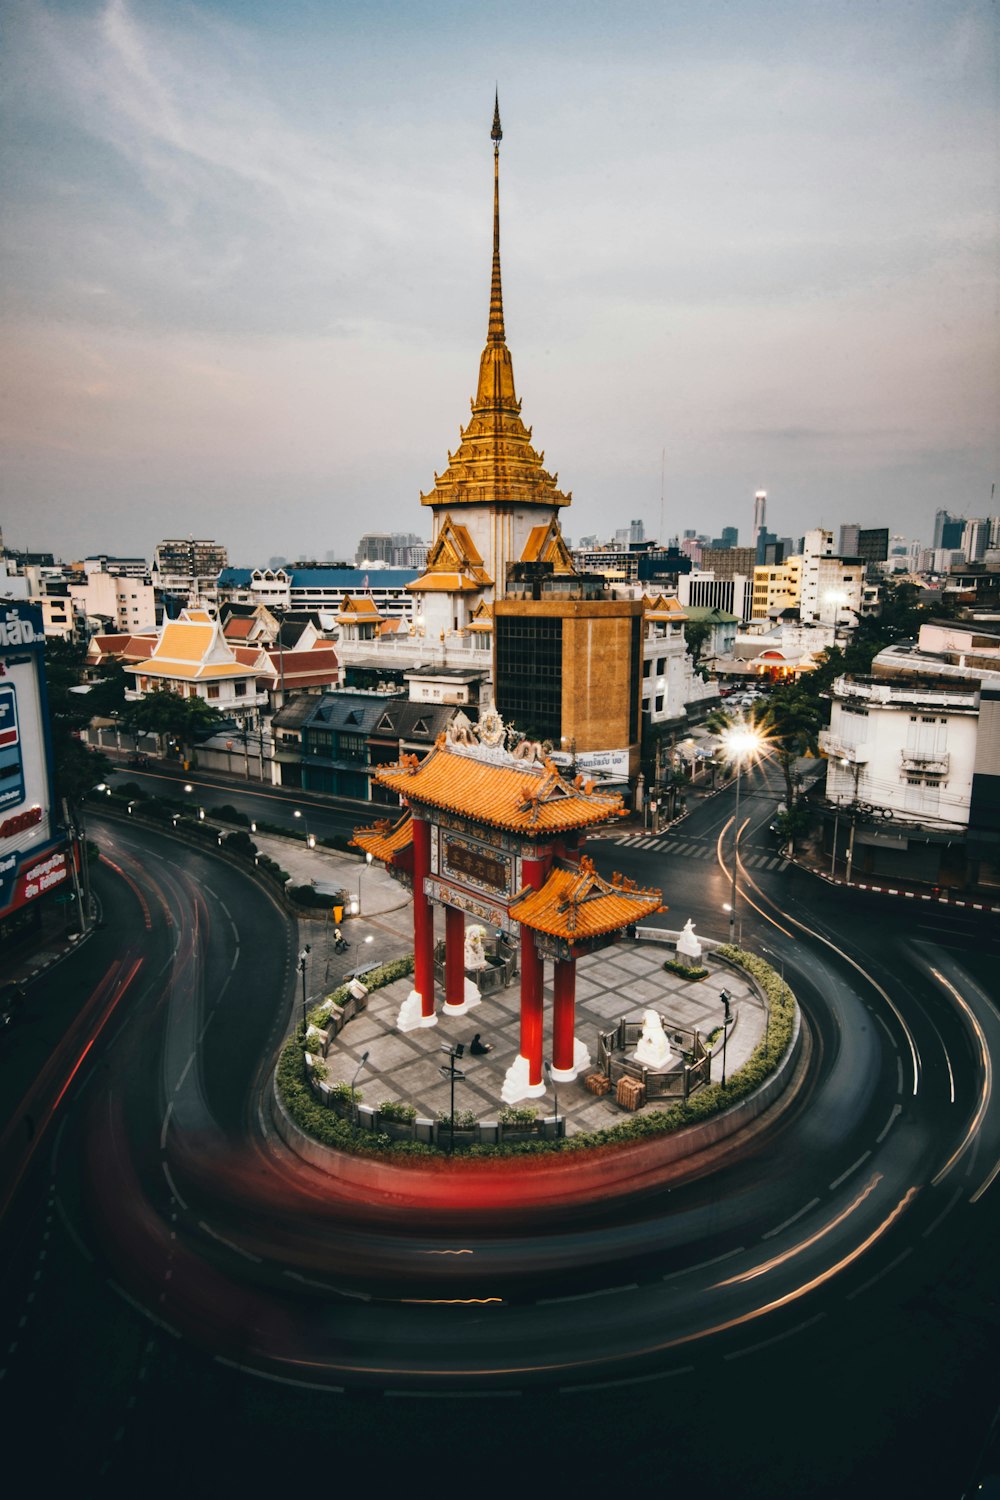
[501,1054,547,1105]
[397,988,438,1032]
[548,1036,591,1083]
[442,978,482,1017]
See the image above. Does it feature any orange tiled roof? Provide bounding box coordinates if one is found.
[405,571,483,593]
[352,811,414,863]
[509,856,663,940]
[224,617,255,640]
[338,596,384,620]
[375,744,625,834]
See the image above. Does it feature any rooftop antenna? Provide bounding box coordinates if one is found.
[659,447,665,547]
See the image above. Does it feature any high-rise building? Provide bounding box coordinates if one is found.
[153,538,228,602]
[933,509,962,549]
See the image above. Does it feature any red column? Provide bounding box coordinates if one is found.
[412,815,435,1019]
[520,927,544,1088]
[518,854,548,1089]
[444,905,465,1011]
[551,957,577,1077]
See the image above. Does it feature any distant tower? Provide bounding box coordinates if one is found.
[753,490,767,563]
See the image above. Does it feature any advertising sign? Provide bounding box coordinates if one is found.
[550,747,631,779]
[0,600,59,919]
[0,684,25,810]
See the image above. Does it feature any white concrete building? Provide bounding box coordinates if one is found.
[640,595,719,727]
[71,570,156,633]
[799,528,865,625]
[822,674,980,832]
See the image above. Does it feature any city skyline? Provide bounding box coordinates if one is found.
[2,0,997,561]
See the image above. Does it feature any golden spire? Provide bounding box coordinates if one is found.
[419,98,571,514]
[489,90,504,345]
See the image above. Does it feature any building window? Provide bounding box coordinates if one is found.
[207,684,220,699]
[643,660,651,678]
[234,682,247,697]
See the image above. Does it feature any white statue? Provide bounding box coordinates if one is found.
[676,918,703,962]
[633,1009,672,1069]
[463,924,488,971]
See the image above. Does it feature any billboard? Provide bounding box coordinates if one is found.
[0,600,66,922]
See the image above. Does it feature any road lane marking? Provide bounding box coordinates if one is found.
[876,1104,901,1143]
[762,1198,820,1239]
[921,1186,962,1238]
[723,1313,826,1359]
[845,1246,912,1301]
[929,967,991,1190]
[539,1283,639,1304]
[663,1246,746,1279]
[560,1365,695,1393]
[829,1152,871,1191]
[198,1220,261,1262]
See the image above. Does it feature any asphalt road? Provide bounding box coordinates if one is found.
[0,774,997,1496]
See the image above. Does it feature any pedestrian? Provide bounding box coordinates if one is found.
[469,1033,492,1055]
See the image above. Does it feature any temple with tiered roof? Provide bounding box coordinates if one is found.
[354,711,663,1103]
[407,94,578,649]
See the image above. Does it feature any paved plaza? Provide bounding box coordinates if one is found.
[317,938,765,1135]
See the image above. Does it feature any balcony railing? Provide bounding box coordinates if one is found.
[900,749,950,775]
[819,730,869,763]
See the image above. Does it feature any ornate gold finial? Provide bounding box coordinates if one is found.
[488,91,505,346]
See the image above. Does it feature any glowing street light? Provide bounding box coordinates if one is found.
[720,718,766,946]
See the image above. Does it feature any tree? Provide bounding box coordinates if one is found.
[759,686,823,817]
[122,692,224,763]
[683,618,713,676]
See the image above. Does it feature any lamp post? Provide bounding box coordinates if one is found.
[719,989,733,1087]
[293,807,312,846]
[353,933,373,979]
[720,720,765,946]
[544,1059,560,1137]
[439,1043,465,1155]
[357,850,372,913]
[298,944,311,1032]
[351,1050,370,1128]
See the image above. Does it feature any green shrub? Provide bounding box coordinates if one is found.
[222,829,256,859]
[377,1100,417,1123]
[210,803,250,826]
[498,1105,537,1126]
[327,1080,359,1105]
[287,884,338,909]
[663,958,709,980]
[438,1108,477,1128]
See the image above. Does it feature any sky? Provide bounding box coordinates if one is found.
[1,0,997,566]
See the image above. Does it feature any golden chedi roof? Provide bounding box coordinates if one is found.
[375,740,625,836]
[420,95,570,516]
[509,856,664,941]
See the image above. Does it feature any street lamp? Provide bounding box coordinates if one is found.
[298,944,311,1032]
[353,933,373,978]
[351,1050,370,1128]
[719,719,766,946]
[544,1059,560,1137]
[439,1043,466,1155]
[357,850,372,912]
[719,989,733,1088]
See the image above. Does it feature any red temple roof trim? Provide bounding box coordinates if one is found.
[509,857,664,940]
[374,744,625,834]
[352,811,414,863]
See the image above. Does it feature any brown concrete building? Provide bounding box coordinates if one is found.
[494,566,644,780]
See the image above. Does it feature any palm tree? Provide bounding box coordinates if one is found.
[759,686,822,817]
